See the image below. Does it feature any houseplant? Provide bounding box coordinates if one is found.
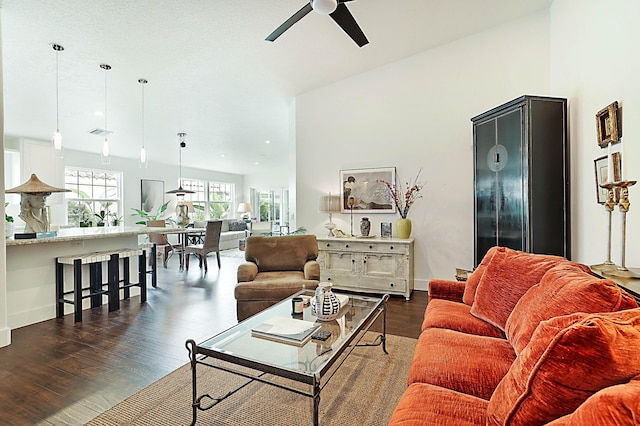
[5,202,14,238]
[131,200,172,225]
[381,169,424,239]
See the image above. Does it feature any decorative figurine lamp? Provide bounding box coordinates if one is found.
[5,174,70,233]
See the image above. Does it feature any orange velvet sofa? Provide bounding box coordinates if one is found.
[389,246,640,425]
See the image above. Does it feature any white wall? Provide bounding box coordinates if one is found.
[550,0,640,266]
[0,11,10,347]
[295,11,552,289]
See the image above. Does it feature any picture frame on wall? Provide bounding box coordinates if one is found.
[141,179,164,213]
[596,101,620,148]
[594,154,622,204]
[340,167,396,214]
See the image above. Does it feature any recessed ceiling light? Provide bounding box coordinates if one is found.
[254,162,259,166]
[220,154,225,158]
[265,140,271,144]
[94,111,103,116]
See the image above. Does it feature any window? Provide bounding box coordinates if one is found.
[65,168,122,226]
[181,179,234,220]
[209,182,233,219]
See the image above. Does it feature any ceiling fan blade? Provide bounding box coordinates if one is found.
[266,3,313,42]
[329,3,368,47]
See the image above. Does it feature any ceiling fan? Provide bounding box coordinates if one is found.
[266,0,369,47]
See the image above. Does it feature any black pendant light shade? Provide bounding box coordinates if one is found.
[166,132,195,196]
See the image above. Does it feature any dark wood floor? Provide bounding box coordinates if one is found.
[0,252,428,425]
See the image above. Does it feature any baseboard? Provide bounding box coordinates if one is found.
[8,305,55,330]
[0,326,12,347]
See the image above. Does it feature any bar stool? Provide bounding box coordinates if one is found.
[56,248,146,322]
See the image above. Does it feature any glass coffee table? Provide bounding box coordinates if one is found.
[185,290,389,426]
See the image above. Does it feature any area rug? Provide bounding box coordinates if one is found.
[86,333,416,425]
[219,248,246,259]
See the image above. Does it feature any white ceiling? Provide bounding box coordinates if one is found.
[1,0,552,176]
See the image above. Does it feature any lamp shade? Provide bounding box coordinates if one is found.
[319,194,341,212]
[237,202,251,213]
[311,0,338,14]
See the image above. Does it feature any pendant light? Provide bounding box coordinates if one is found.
[100,63,111,165]
[138,78,148,168]
[166,133,195,197]
[51,43,64,157]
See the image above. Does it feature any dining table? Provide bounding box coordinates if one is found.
[148,226,206,270]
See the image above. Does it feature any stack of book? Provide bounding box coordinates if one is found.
[251,316,321,346]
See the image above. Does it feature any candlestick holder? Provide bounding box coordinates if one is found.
[603,180,640,278]
[592,183,617,270]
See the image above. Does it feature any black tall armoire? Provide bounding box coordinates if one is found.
[472,95,570,267]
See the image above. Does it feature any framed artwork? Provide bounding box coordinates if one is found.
[141,179,164,213]
[381,222,392,238]
[596,101,620,148]
[340,167,396,213]
[594,154,622,204]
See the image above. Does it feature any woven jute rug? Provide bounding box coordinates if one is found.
[86,333,416,426]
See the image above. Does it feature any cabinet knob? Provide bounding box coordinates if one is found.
[369,245,373,249]
[390,283,394,287]
[352,259,355,263]
[326,243,330,247]
[327,277,332,281]
[345,244,349,248]
[390,246,394,250]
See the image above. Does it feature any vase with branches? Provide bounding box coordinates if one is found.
[379,169,424,239]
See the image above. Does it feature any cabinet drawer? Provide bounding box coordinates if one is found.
[320,240,409,255]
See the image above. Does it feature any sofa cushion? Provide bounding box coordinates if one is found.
[463,246,499,305]
[389,383,488,426]
[487,309,640,426]
[545,375,640,426]
[220,219,230,232]
[428,279,466,303]
[422,299,505,338]
[505,262,638,354]
[470,247,567,331]
[228,220,247,231]
[244,235,318,272]
[409,328,515,400]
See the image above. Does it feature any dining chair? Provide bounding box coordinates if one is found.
[185,220,222,272]
[147,219,179,268]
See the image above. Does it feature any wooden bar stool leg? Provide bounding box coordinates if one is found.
[73,259,83,322]
[123,257,131,300]
[108,254,120,312]
[55,259,64,318]
[139,251,147,303]
[90,262,103,308]
[151,244,157,288]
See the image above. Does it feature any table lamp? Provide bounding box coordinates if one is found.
[319,193,341,236]
[237,202,251,221]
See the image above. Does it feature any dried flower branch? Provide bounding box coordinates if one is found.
[379,168,424,219]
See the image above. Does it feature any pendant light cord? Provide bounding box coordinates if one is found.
[55,50,60,132]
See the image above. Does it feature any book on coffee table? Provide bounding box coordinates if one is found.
[251,316,321,346]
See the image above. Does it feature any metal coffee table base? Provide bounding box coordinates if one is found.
[185,295,388,426]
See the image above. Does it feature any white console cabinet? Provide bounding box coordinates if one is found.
[316,237,414,300]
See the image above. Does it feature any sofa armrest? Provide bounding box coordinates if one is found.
[304,260,320,280]
[428,279,465,302]
[237,262,258,282]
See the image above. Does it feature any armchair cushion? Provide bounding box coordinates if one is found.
[237,262,258,282]
[244,235,318,272]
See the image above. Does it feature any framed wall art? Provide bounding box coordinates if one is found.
[596,101,620,148]
[594,153,622,204]
[340,167,396,213]
[141,179,164,213]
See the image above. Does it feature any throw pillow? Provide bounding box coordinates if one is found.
[487,309,640,426]
[228,220,246,231]
[544,375,640,426]
[505,262,638,354]
[470,247,567,331]
[463,246,499,306]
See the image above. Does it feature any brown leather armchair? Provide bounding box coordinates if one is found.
[235,234,320,321]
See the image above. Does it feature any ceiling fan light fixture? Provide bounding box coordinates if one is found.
[311,0,337,15]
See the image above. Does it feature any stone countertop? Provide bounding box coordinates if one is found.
[5,226,154,247]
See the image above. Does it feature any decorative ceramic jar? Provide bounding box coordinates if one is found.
[311,282,341,321]
[360,217,370,236]
[396,218,412,239]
